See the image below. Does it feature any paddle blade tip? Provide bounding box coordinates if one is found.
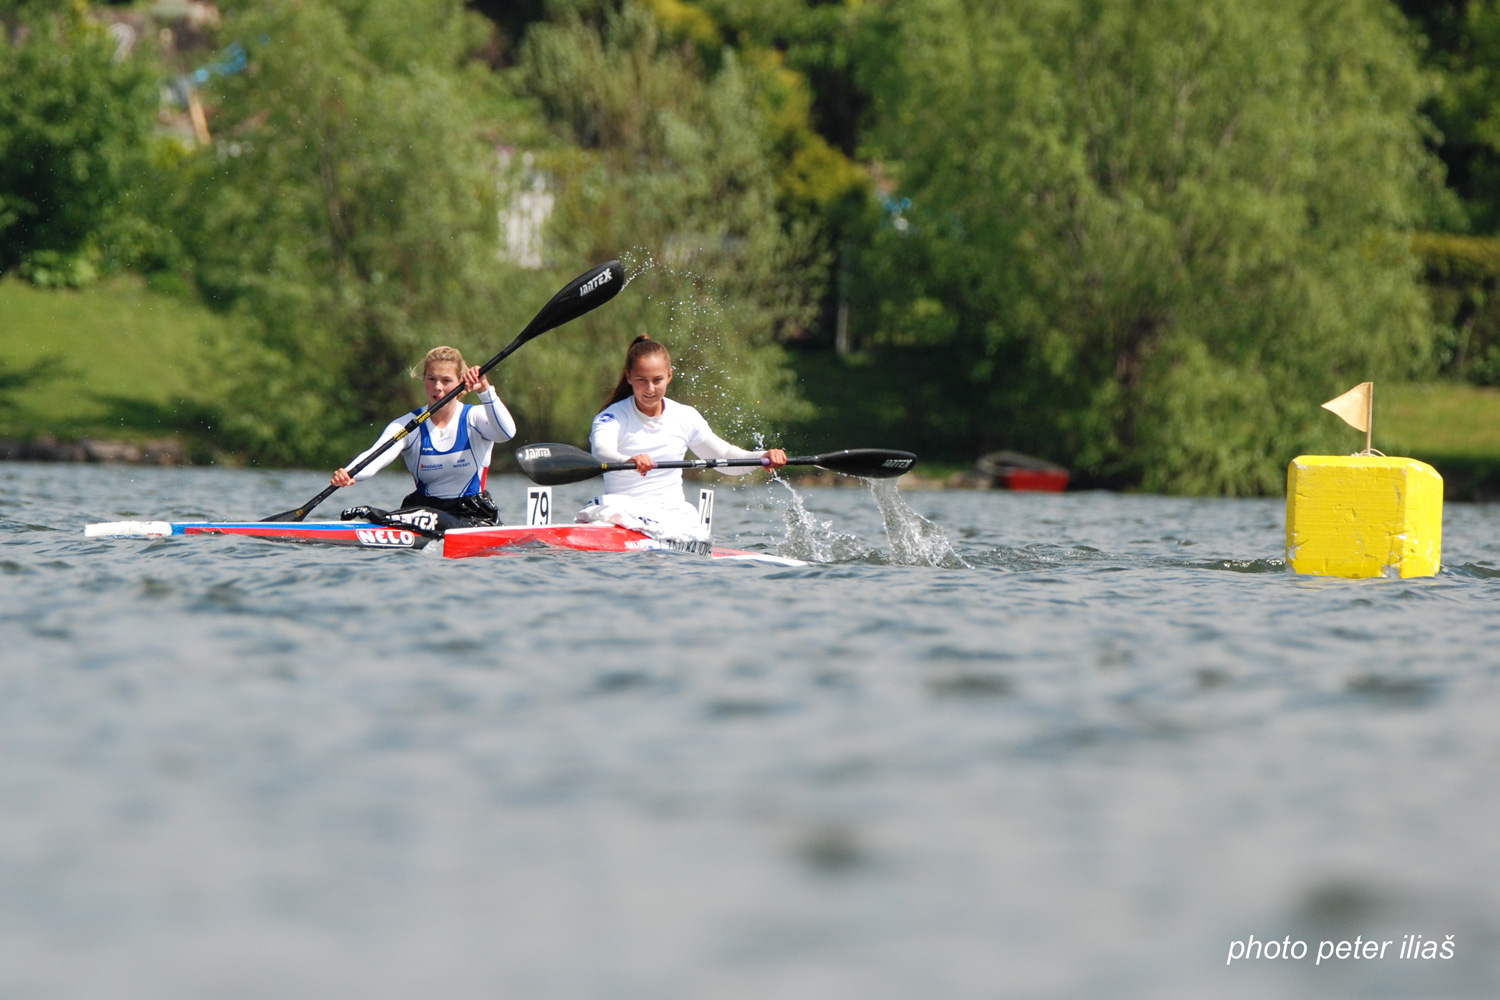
[865,450,917,478]
[519,260,628,345]
[515,442,605,486]
[812,449,918,479]
[580,259,625,305]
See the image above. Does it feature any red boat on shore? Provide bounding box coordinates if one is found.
[975,451,1070,492]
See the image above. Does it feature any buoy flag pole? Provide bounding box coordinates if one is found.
[1321,381,1374,455]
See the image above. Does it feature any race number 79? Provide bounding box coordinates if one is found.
[527,486,552,526]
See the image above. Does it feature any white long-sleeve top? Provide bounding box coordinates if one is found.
[350,388,516,499]
[590,397,764,502]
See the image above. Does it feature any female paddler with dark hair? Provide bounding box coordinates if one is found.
[330,346,517,529]
[581,335,786,536]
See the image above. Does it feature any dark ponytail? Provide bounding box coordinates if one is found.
[600,335,671,411]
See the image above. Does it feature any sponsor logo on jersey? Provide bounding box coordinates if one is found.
[454,457,471,468]
[355,528,417,547]
[580,268,615,296]
[519,446,552,461]
[596,412,616,424]
[420,461,444,470]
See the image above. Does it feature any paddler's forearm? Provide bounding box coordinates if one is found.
[690,430,764,475]
[474,388,517,442]
[590,421,629,463]
[349,422,407,481]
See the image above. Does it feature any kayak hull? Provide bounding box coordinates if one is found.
[84,520,432,549]
[443,523,804,566]
[83,519,804,565]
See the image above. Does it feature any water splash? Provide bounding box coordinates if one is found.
[615,248,959,569]
[867,479,969,568]
[614,247,798,444]
[771,479,872,564]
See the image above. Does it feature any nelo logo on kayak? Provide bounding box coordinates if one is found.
[355,528,416,547]
[579,269,614,296]
[519,446,551,461]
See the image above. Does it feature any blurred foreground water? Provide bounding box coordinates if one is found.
[2,461,1498,999]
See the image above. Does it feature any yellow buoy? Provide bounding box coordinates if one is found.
[1285,456,1443,578]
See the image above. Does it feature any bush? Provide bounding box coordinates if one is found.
[1410,232,1500,385]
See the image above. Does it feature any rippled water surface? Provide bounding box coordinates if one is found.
[3,461,1499,999]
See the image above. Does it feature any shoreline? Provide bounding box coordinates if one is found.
[0,435,194,465]
[0,435,987,490]
[6,435,1496,499]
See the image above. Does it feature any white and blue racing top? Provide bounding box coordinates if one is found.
[590,397,764,502]
[350,389,516,499]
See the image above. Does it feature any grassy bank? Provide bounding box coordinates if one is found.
[0,275,230,443]
[1381,382,1500,457]
[1382,382,1500,499]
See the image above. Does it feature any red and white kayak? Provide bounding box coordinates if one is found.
[86,483,803,565]
[441,523,804,565]
[83,520,433,549]
[82,519,805,566]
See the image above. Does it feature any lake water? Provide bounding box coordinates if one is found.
[2,460,1498,999]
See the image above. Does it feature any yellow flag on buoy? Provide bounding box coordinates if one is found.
[1322,381,1374,454]
[1322,382,1371,432]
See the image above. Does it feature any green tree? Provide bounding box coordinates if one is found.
[646,0,874,351]
[510,1,819,443]
[848,0,1445,493]
[0,2,160,283]
[176,0,526,465]
[1397,0,1500,232]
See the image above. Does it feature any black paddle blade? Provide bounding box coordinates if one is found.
[515,442,607,486]
[809,448,917,479]
[514,260,625,346]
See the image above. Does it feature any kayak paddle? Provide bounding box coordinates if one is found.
[515,442,917,486]
[264,260,626,522]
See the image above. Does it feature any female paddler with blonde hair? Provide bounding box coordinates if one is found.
[580,335,786,537]
[331,346,517,528]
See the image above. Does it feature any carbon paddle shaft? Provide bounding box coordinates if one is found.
[618,450,917,478]
[516,442,916,486]
[265,261,625,522]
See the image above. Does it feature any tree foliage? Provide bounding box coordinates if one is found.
[2,0,1482,491]
[142,0,829,464]
[174,0,519,464]
[510,1,819,442]
[0,3,159,283]
[850,0,1445,493]
[1397,0,1500,232]
[1411,231,1500,384]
